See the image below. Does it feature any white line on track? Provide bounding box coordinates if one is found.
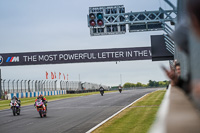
[86,92,151,133]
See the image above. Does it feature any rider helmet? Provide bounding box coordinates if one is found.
[39,94,43,98]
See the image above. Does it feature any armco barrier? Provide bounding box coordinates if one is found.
[6,90,66,100]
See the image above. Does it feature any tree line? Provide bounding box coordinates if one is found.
[123,80,169,88]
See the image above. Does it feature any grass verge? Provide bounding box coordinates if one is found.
[0,91,117,110]
[93,90,166,133]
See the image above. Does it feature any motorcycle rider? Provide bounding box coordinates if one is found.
[119,85,122,93]
[34,94,47,110]
[10,96,21,107]
[99,86,104,95]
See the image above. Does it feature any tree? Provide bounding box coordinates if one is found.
[148,80,154,87]
[123,80,169,88]
[123,82,132,88]
[136,82,142,87]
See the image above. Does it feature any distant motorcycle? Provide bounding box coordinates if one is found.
[10,99,20,116]
[99,87,104,96]
[100,90,104,96]
[35,98,47,118]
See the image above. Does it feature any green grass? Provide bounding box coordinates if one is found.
[93,90,166,133]
[0,91,117,110]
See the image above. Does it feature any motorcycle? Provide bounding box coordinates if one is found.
[35,98,47,118]
[100,90,104,96]
[10,99,20,116]
[99,88,104,96]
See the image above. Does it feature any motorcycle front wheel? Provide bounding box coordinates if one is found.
[12,107,16,116]
[39,110,43,118]
[17,108,20,115]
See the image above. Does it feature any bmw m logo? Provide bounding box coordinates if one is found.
[6,56,19,62]
[0,56,3,65]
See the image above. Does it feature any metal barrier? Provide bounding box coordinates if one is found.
[0,79,109,99]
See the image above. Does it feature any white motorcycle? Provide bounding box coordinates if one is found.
[10,99,20,116]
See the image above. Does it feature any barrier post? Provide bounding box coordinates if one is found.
[0,69,2,99]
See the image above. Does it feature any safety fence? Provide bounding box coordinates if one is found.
[1,79,109,100]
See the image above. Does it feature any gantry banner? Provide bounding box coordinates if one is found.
[0,47,151,66]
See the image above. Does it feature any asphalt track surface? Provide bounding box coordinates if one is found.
[0,88,160,133]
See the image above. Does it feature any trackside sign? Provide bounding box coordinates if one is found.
[0,47,152,66]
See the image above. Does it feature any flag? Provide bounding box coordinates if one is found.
[67,74,68,81]
[63,73,65,80]
[51,72,54,79]
[54,72,56,79]
[46,72,48,79]
[59,72,61,79]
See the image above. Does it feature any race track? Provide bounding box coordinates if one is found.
[0,88,160,133]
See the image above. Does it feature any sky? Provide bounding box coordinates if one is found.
[0,0,177,86]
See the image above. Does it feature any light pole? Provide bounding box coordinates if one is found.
[55,80,57,90]
[3,79,6,94]
[8,80,11,93]
[12,80,15,93]
[37,81,40,91]
[49,81,51,91]
[51,81,54,91]
[48,81,50,91]
[28,80,31,92]
[66,81,68,90]
[60,80,62,90]
[32,80,34,92]
[24,80,27,92]
[17,80,19,93]
[44,80,46,91]
[41,80,43,91]
[46,81,49,91]
[20,80,23,93]
[35,80,38,92]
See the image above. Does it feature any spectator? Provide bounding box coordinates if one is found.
[163,62,190,94]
